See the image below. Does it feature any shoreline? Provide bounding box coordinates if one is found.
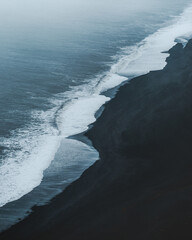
[1,39,192,239]
[0,134,98,233]
[1,3,192,230]
[0,81,126,233]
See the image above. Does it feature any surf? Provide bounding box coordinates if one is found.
[0,2,192,209]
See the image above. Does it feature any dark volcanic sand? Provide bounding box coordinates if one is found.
[1,40,192,240]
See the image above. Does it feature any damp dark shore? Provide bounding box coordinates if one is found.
[1,39,192,240]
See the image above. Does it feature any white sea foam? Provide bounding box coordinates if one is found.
[57,95,110,137]
[112,5,192,77]
[0,135,61,207]
[0,107,62,207]
[1,3,192,207]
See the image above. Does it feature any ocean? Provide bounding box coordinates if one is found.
[0,0,192,231]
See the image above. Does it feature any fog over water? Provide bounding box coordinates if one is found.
[0,0,190,29]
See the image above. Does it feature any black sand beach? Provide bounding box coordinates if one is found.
[1,39,192,240]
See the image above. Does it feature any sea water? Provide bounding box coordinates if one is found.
[0,0,192,231]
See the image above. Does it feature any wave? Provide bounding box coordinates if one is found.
[0,3,192,207]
